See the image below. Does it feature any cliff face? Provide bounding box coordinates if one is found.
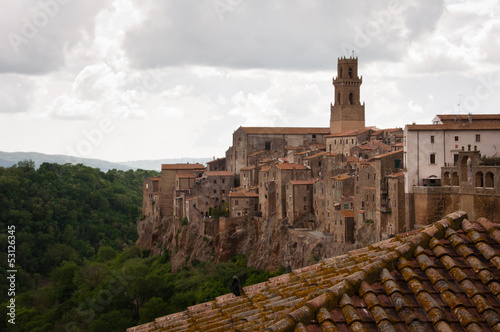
[136,216,348,272]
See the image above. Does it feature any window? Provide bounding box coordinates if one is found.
[334,139,336,145]
[476,134,481,142]
[430,153,436,164]
[454,136,459,142]
[265,142,271,150]
[430,135,434,143]
[222,189,225,194]
[329,144,332,152]
[304,205,307,211]
[361,201,364,208]
[222,179,225,184]
[213,189,217,193]
[312,134,316,139]
[235,200,239,206]
[349,93,353,105]
[213,180,217,184]
[348,67,352,78]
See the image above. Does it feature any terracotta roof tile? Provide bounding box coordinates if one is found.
[275,163,307,170]
[128,211,500,332]
[161,163,206,170]
[203,171,234,177]
[241,127,331,135]
[289,179,318,185]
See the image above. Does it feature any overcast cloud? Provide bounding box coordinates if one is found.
[0,0,499,162]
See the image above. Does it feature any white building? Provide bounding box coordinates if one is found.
[404,114,500,193]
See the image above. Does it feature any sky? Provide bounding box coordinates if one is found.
[1,0,500,162]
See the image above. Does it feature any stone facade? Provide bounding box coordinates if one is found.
[330,56,366,133]
[229,189,259,218]
[325,128,371,155]
[285,179,317,224]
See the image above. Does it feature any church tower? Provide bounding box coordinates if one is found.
[329,56,365,134]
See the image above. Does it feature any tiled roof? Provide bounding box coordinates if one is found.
[176,173,196,179]
[229,189,259,198]
[248,150,265,157]
[326,127,372,138]
[370,150,403,160]
[241,127,331,135]
[128,211,500,332]
[204,171,234,177]
[162,163,206,170]
[289,179,318,185]
[260,166,272,172]
[338,210,355,218]
[275,164,307,170]
[240,166,256,171]
[386,171,405,178]
[437,114,500,122]
[406,122,500,131]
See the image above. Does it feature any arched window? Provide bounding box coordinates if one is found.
[348,68,352,78]
[475,172,484,187]
[452,172,459,186]
[485,172,494,188]
[337,92,341,105]
[443,172,450,186]
[349,93,353,105]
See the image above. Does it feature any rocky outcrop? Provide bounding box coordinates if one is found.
[137,215,351,272]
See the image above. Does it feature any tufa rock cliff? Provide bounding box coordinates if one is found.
[136,215,349,272]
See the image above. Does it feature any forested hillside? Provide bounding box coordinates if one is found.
[0,161,277,331]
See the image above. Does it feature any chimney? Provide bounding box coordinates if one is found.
[468,113,472,123]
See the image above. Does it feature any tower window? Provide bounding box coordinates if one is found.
[337,93,341,104]
[349,93,353,105]
[348,68,352,78]
[340,67,343,78]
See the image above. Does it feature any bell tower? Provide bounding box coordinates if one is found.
[329,56,365,134]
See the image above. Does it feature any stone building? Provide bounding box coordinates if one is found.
[285,179,317,224]
[329,56,366,133]
[229,189,259,218]
[325,128,372,155]
[206,157,226,172]
[226,127,330,176]
[353,163,376,229]
[258,163,311,220]
[330,209,355,245]
[159,163,206,218]
[239,165,259,189]
[350,140,391,160]
[142,177,161,222]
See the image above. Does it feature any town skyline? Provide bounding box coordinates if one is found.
[1,0,499,162]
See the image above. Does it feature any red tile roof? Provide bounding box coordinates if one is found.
[289,179,318,185]
[437,114,500,122]
[206,157,226,164]
[176,173,196,179]
[229,189,259,198]
[128,211,500,332]
[275,163,308,170]
[338,209,355,218]
[161,163,206,170]
[406,122,500,131]
[240,166,256,171]
[370,150,403,160]
[327,127,372,137]
[260,166,271,172]
[241,127,331,135]
[204,171,234,177]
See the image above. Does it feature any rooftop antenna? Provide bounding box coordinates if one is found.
[457,94,462,114]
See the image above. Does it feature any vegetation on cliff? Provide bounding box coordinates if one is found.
[0,161,276,331]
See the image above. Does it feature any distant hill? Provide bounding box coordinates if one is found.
[0,151,211,172]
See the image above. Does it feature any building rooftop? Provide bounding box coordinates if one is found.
[436,114,500,122]
[161,163,206,170]
[327,127,372,137]
[241,127,331,135]
[338,210,355,218]
[370,150,403,160]
[275,163,307,170]
[204,171,234,177]
[229,189,259,198]
[128,211,500,332]
[406,122,500,131]
[206,157,226,164]
[289,179,318,185]
[176,173,196,179]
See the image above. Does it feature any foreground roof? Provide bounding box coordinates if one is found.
[128,211,500,331]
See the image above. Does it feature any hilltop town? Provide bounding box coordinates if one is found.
[137,56,500,271]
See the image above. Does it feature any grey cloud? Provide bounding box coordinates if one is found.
[124,0,425,71]
[0,1,112,75]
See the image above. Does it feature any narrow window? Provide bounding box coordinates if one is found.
[430,135,434,143]
[476,134,481,142]
[348,67,352,78]
[349,93,353,105]
[265,142,271,150]
[430,153,436,165]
